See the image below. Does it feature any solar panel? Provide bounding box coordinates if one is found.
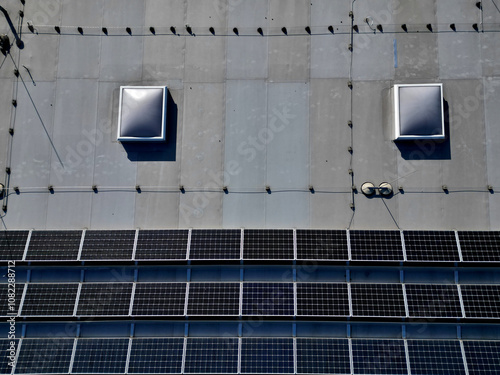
[296,230,348,260]
[296,338,350,374]
[77,283,133,316]
[132,283,186,316]
[458,231,500,262]
[0,284,24,316]
[240,338,294,374]
[403,231,460,262]
[0,230,28,260]
[72,338,129,374]
[184,338,238,374]
[405,284,462,318]
[407,340,466,375]
[242,283,294,316]
[296,283,349,316]
[1,339,18,374]
[351,284,406,317]
[461,285,500,318]
[80,230,135,260]
[25,230,81,261]
[350,230,404,261]
[14,338,74,374]
[243,229,293,260]
[135,230,188,260]
[189,229,240,260]
[128,338,184,374]
[187,283,240,316]
[352,339,408,375]
[463,340,500,375]
[21,283,78,316]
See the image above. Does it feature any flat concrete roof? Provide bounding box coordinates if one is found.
[1,0,500,230]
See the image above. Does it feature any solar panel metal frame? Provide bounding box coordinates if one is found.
[406,339,466,375]
[295,229,349,261]
[184,337,239,374]
[131,282,187,316]
[134,230,189,261]
[403,230,460,262]
[296,338,350,375]
[460,284,500,319]
[349,230,405,261]
[80,230,136,261]
[14,338,74,374]
[351,338,409,375]
[19,283,79,317]
[71,338,130,374]
[0,230,29,261]
[463,340,500,375]
[242,282,294,316]
[405,284,463,318]
[25,230,82,261]
[187,282,240,316]
[240,337,294,374]
[76,283,133,317]
[189,229,241,260]
[458,231,500,262]
[351,283,406,318]
[128,337,184,374]
[296,283,349,317]
[243,229,294,260]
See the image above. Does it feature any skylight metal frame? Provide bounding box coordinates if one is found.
[393,83,445,141]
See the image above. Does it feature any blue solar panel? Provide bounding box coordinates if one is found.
[77,283,133,316]
[1,339,18,374]
[135,230,188,260]
[128,338,184,374]
[72,338,129,374]
[0,231,28,260]
[26,230,82,261]
[240,338,294,374]
[463,341,500,375]
[187,283,240,316]
[0,284,23,317]
[352,339,408,374]
[243,283,294,316]
[132,283,186,316]
[296,338,350,374]
[189,229,241,260]
[296,283,349,316]
[407,340,466,375]
[184,338,238,374]
[14,338,74,374]
[405,284,462,318]
[21,283,78,316]
[461,285,500,319]
[296,230,348,260]
[351,284,405,317]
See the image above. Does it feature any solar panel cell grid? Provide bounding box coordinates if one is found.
[25,230,81,261]
[461,285,500,318]
[296,230,348,260]
[405,284,462,318]
[351,284,406,317]
[1,339,18,374]
[243,283,294,316]
[128,338,184,374]
[21,283,78,316]
[458,231,500,262]
[77,283,133,316]
[0,231,28,260]
[14,338,74,374]
[296,283,349,316]
[463,341,500,375]
[240,338,294,374]
[0,284,24,316]
[243,229,294,260]
[350,230,404,261]
[135,230,188,260]
[187,283,240,316]
[184,338,238,374]
[81,230,135,260]
[132,283,186,316]
[72,338,129,374]
[189,229,240,260]
[403,231,460,262]
[407,340,466,375]
[296,338,350,374]
[351,339,408,375]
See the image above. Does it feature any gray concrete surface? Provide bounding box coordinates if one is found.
[1,0,499,230]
